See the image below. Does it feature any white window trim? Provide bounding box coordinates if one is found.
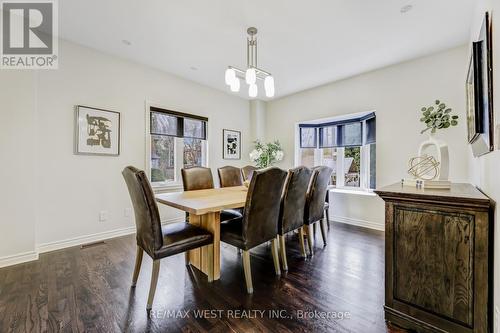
[145,101,209,192]
[294,113,375,193]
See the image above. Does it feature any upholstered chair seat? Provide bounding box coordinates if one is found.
[155,223,213,259]
[122,166,213,311]
[303,166,333,255]
[181,166,242,220]
[241,165,258,182]
[220,167,287,293]
[218,166,244,187]
[277,166,313,270]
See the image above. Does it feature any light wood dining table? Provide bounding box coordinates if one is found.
[155,186,247,281]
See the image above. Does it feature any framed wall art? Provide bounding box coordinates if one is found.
[468,12,494,157]
[223,129,241,160]
[75,105,121,156]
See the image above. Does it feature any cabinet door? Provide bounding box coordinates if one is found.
[393,206,474,327]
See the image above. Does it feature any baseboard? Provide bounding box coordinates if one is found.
[331,215,384,231]
[37,216,185,254]
[37,226,137,254]
[0,251,39,268]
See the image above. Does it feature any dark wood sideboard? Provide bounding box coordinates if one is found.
[375,183,493,333]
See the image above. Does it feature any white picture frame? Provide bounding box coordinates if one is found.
[223,129,241,160]
[75,105,121,156]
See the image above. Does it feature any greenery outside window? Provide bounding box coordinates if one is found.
[148,106,208,188]
[296,112,376,191]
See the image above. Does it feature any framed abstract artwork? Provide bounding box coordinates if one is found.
[223,129,241,160]
[75,105,121,156]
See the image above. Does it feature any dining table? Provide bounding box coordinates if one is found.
[155,185,248,281]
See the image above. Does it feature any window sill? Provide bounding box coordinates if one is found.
[328,187,376,196]
[152,183,184,194]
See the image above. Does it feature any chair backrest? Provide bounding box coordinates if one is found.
[181,167,214,191]
[279,167,312,234]
[242,167,287,248]
[218,166,243,187]
[122,166,163,256]
[305,166,333,224]
[241,165,258,181]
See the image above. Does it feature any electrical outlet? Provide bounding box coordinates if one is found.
[124,208,132,218]
[495,306,499,332]
[99,210,108,222]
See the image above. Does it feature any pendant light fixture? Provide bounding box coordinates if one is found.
[224,27,275,98]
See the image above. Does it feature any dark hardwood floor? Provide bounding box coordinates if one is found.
[0,222,407,333]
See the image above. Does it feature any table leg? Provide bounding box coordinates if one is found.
[188,212,220,281]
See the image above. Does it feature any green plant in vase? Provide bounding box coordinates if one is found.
[420,99,459,134]
[249,140,284,168]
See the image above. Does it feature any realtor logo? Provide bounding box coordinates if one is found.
[1,0,58,69]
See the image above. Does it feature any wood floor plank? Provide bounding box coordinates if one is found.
[0,222,408,333]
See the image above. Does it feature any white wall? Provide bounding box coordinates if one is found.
[0,39,251,264]
[468,0,500,329]
[249,100,267,142]
[0,71,38,263]
[266,46,470,229]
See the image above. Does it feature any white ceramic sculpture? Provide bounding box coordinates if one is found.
[417,133,449,181]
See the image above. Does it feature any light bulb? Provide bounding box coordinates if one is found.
[230,77,240,92]
[245,67,256,85]
[264,76,275,98]
[249,84,258,98]
[225,68,236,85]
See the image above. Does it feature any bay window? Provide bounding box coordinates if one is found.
[296,112,376,191]
[148,106,208,188]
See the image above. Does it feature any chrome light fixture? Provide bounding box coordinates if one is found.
[225,27,275,98]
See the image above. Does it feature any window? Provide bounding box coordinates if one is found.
[148,107,208,187]
[296,112,376,191]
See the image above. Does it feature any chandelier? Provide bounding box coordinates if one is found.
[224,27,275,98]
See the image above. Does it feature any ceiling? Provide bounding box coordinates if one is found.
[58,0,475,100]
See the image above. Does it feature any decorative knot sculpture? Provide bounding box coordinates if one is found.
[407,155,440,181]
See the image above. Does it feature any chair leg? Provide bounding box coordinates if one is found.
[279,235,288,271]
[325,207,331,230]
[132,246,144,287]
[146,260,161,311]
[242,251,253,294]
[298,227,307,257]
[320,219,327,246]
[207,244,214,282]
[185,252,190,266]
[306,224,314,255]
[271,238,281,276]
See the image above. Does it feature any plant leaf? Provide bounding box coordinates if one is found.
[435,100,440,105]
[451,120,458,126]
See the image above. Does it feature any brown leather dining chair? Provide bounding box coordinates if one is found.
[241,165,258,182]
[217,166,243,187]
[304,166,333,255]
[277,166,312,270]
[220,167,287,293]
[122,166,213,311]
[181,166,242,222]
[181,166,214,191]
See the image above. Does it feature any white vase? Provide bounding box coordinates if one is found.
[417,132,449,180]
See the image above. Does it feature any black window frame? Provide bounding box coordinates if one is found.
[150,106,207,140]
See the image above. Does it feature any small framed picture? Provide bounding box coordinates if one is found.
[75,105,120,156]
[223,129,241,160]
